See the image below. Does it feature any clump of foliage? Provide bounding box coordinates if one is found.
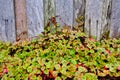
[0,17,120,80]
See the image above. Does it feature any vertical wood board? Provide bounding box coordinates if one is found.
[101,0,112,39]
[85,0,112,40]
[85,0,102,39]
[73,0,85,25]
[26,0,44,38]
[110,0,120,38]
[14,0,28,41]
[0,0,15,42]
[55,0,74,28]
[44,0,55,26]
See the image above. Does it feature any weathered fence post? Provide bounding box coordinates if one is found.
[44,0,85,29]
[1,0,120,42]
[0,0,16,42]
[14,0,28,41]
[26,0,44,38]
[44,0,55,26]
[73,0,85,25]
[55,0,74,28]
[110,0,120,38]
[85,0,112,40]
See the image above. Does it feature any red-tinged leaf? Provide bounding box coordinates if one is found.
[28,75,31,80]
[3,68,8,74]
[85,48,89,50]
[106,50,112,55]
[104,66,109,70]
[80,44,85,48]
[117,66,120,71]
[0,72,3,77]
[49,70,54,78]
[89,37,95,41]
[43,76,47,80]
[76,64,79,68]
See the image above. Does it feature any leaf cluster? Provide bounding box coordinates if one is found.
[0,22,120,80]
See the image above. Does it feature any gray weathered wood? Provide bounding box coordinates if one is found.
[26,0,44,38]
[0,0,120,42]
[85,0,112,40]
[101,0,112,39]
[0,0,16,42]
[85,0,102,39]
[73,0,85,25]
[110,0,120,38]
[44,0,55,26]
[55,0,74,28]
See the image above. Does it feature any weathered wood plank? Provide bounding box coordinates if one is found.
[73,0,85,25]
[0,0,16,42]
[14,0,28,41]
[26,0,44,38]
[44,0,55,26]
[110,0,120,38]
[85,0,102,39]
[85,0,112,40]
[55,0,74,28]
[101,0,112,39]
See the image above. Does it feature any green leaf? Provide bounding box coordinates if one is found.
[45,61,52,68]
[78,66,88,72]
[23,64,29,69]
[44,69,49,75]
[70,49,75,56]
[70,59,77,65]
[27,66,33,73]
[10,78,15,80]
[55,64,61,70]
[82,73,98,80]
[55,77,61,80]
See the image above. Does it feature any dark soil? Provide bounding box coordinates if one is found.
[98,76,120,80]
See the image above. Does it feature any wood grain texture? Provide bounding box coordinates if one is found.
[14,0,28,41]
[26,0,44,38]
[85,0,112,40]
[100,0,112,39]
[85,0,102,39]
[73,0,85,25]
[55,0,74,28]
[110,0,120,38]
[44,0,55,26]
[0,0,15,42]
[0,0,120,42]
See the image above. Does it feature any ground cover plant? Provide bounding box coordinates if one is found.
[0,17,120,80]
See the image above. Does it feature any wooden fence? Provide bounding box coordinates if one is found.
[0,0,120,42]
